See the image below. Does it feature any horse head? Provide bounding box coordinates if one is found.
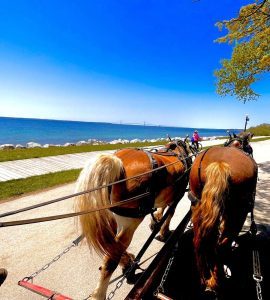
[224,132,254,156]
[239,131,254,144]
[165,139,191,157]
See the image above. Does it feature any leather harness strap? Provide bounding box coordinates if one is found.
[188,191,200,206]
[110,149,159,218]
[188,147,211,205]
[110,142,190,218]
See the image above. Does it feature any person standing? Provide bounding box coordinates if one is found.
[192,130,200,151]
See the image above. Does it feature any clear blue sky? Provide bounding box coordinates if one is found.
[0,0,269,129]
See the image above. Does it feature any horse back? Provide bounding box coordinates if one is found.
[113,148,188,200]
[190,146,257,198]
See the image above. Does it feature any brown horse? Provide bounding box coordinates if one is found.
[75,140,192,300]
[189,146,257,296]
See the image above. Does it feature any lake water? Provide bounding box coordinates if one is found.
[0,117,240,145]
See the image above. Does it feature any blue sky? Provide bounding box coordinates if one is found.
[0,0,269,129]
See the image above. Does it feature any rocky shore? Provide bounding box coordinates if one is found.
[0,136,221,150]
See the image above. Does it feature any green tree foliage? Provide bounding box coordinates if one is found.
[215,0,270,102]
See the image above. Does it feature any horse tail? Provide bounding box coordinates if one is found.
[192,161,231,284]
[74,154,123,260]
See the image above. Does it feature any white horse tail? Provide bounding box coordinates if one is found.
[75,154,123,260]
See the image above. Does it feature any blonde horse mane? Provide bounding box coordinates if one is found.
[74,154,124,259]
[192,161,231,284]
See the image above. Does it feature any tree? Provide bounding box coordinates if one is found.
[215,0,270,102]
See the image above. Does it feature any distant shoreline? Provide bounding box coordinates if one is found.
[0,115,241,130]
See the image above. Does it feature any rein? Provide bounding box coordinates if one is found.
[0,159,186,220]
[0,152,194,226]
[0,192,151,227]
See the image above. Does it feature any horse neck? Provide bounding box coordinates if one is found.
[174,145,188,158]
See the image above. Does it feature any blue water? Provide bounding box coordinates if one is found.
[0,117,240,145]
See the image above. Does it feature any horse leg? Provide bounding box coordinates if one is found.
[149,207,165,231]
[92,216,142,299]
[117,216,143,279]
[92,255,120,300]
[119,251,137,284]
[120,251,135,272]
[156,206,176,242]
[117,216,144,284]
[205,203,249,293]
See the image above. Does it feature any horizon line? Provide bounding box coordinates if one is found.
[0,115,241,130]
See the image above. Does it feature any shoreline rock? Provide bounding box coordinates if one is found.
[0,135,229,150]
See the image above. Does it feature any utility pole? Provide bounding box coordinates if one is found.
[244,114,249,131]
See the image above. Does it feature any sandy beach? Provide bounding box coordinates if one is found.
[0,140,269,300]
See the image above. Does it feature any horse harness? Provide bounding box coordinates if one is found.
[225,137,253,157]
[110,143,190,218]
[188,147,211,206]
[224,137,243,147]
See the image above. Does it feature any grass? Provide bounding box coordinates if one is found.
[0,141,163,162]
[0,169,81,201]
[250,136,270,142]
[249,123,270,136]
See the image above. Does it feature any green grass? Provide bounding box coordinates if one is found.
[251,136,270,142]
[0,169,81,201]
[0,142,163,162]
[248,123,270,136]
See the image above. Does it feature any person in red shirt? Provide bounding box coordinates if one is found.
[192,130,200,151]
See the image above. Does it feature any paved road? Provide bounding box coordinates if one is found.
[0,182,191,300]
